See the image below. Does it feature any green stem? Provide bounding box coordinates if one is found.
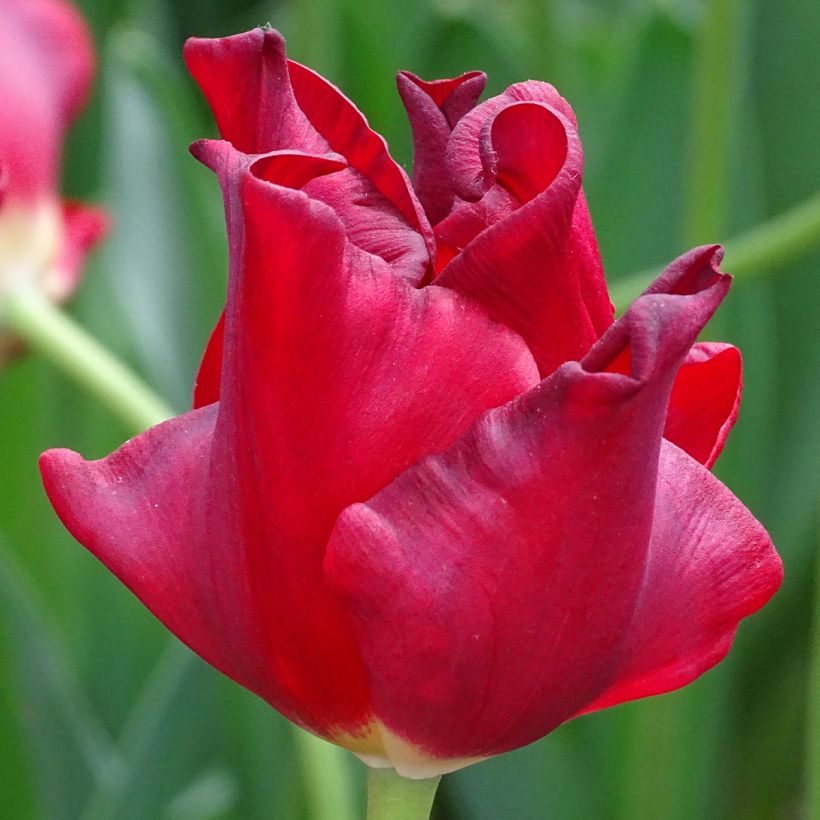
[609,189,820,311]
[684,0,743,244]
[1,287,173,433]
[366,768,441,820]
[292,729,358,820]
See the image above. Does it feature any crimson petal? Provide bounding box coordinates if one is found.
[436,85,613,376]
[665,342,742,468]
[208,138,538,725]
[184,28,433,281]
[204,139,539,544]
[288,59,435,259]
[39,406,282,711]
[397,70,486,224]
[325,246,730,765]
[578,439,781,715]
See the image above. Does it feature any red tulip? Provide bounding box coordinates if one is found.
[0,0,107,360]
[40,28,782,778]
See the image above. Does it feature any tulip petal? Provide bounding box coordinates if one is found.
[183,28,323,155]
[326,247,730,766]
[577,439,782,715]
[397,70,486,224]
[209,140,539,544]
[182,138,540,731]
[664,342,742,468]
[46,202,109,301]
[184,28,433,281]
[39,406,281,710]
[288,59,435,258]
[3,0,95,123]
[192,310,223,409]
[436,85,612,376]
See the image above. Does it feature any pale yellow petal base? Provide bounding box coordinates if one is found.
[333,721,485,780]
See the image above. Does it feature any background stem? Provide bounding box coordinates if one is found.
[609,189,820,310]
[292,729,358,820]
[1,287,174,433]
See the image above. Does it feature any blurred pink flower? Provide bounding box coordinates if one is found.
[0,0,107,360]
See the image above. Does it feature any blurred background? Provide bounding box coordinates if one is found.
[1,0,818,817]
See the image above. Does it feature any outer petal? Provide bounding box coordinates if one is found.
[436,84,613,377]
[664,342,742,468]
[39,406,279,708]
[397,70,486,224]
[0,0,95,199]
[578,440,781,714]
[326,246,730,773]
[219,138,537,727]
[184,28,432,281]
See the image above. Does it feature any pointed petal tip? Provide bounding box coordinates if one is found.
[189,138,234,172]
[644,243,730,299]
[396,68,486,89]
[583,245,732,383]
[39,447,89,530]
[183,25,286,63]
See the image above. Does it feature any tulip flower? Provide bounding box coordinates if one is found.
[0,0,107,362]
[40,26,781,788]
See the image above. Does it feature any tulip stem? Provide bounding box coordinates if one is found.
[1,286,174,433]
[610,188,820,310]
[292,729,359,820]
[365,769,441,820]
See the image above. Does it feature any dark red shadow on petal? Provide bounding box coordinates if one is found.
[397,69,486,225]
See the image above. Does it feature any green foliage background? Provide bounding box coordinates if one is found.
[1,0,818,817]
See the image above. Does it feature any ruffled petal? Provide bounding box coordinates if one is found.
[325,246,730,769]
[397,70,486,224]
[288,59,435,262]
[578,440,782,715]
[183,28,324,155]
[436,83,613,376]
[184,27,432,281]
[664,342,742,468]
